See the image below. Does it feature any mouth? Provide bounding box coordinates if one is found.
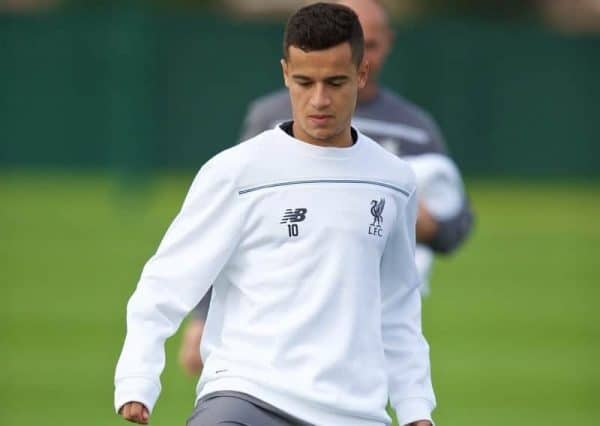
[308,115,333,126]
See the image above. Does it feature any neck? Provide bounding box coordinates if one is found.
[292,122,353,148]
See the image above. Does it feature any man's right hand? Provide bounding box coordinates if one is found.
[119,401,150,424]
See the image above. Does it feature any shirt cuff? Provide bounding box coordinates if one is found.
[395,397,435,426]
[114,377,161,414]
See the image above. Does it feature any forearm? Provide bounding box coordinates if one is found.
[383,286,436,425]
[425,201,474,254]
[114,158,244,414]
[406,153,473,254]
[381,191,436,424]
[415,202,439,244]
[115,279,197,413]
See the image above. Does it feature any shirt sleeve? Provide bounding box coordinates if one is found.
[380,188,436,425]
[113,157,244,414]
[238,92,292,143]
[407,153,474,254]
[238,99,273,142]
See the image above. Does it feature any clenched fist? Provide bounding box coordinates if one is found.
[119,401,150,424]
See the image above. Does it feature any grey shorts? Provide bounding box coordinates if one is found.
[186,391,312,426]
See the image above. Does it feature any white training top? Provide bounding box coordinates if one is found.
[114,125,436,426]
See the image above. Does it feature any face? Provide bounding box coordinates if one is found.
[281,44,369,146]
[338,0,393,84]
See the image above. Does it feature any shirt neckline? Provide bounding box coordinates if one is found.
[275,121,364,159]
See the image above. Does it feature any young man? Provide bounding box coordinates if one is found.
[180,0,473,377]
[115,3,435,426]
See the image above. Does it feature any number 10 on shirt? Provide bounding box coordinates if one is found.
[280,208,307,238]
[287,224,299,237]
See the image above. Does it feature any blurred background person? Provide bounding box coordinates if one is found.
[179,0,474,378]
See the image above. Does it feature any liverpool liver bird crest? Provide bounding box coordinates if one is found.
[370,198,385,226]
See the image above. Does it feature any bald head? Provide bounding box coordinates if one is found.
[331,0,394,99]
[334,0,390,31]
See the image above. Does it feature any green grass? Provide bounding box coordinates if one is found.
[1,171,599,425]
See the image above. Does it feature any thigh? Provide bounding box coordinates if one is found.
[187,394,297,426]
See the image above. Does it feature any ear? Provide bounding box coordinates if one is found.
[357,59,369,90]
[281,59,290,88]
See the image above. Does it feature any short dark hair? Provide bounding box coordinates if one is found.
[283,2,364,66]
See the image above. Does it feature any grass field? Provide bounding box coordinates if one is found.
[1,171,599,426]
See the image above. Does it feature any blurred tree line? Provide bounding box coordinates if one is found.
[420,0,535,18]
[149,0,537,18]
[3,0,598,33]
[13,0,534,16]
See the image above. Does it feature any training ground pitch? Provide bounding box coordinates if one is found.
[1,172,598,426]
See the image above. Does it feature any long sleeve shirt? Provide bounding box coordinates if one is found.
[114,125,436,426]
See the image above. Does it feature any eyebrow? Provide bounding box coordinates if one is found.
[291,75,312,81]
[291,74,350,82]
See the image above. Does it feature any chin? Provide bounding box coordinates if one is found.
[299,124,329,140]
[308,130,335,141]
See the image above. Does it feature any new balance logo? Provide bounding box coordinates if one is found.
[281,208,307,238]
[280,208,307,224]
[369,198,385,237]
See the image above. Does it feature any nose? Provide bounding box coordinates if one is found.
[309,84,331,110]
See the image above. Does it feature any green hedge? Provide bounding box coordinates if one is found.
[0,9,598,176]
